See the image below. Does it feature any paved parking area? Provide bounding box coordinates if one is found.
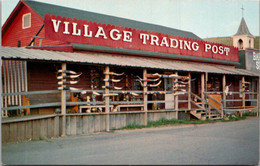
[2,117,259,165]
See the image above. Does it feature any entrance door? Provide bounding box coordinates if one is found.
[191,74,201,96]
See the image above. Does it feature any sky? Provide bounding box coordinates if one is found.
[1,0,259,38]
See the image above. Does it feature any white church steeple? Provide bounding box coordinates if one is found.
[233,6,255,50]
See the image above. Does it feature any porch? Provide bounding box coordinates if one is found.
[1,47,259,142]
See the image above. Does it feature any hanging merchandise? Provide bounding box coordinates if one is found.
[103,70,124,90]
[102,85,123,90]
[151,73,189,80]
[103,71,124,76]
[224,83,232,96]
[121,91,139,96]
[103,93,119,97]
[137,79,162,87]
[90,69,100,90]
[103,78,123,83]
[81,90,101,96]
[136,76,160,82]
[145,91,172,95]
[57,69,81,90]
[57,73,82,80]
[58,80,79,85]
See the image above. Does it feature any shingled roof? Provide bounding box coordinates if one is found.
[234,17,253,36]
[23,0,201,40]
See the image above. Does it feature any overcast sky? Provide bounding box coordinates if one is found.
[1,0,259,38]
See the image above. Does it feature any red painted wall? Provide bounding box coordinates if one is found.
[2,4,68,47]
[27,62,59,91]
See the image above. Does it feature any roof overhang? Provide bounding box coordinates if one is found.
[71,43,240,66]
[1,47,258,77]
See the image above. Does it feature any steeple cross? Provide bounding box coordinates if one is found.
[241,5,244,17]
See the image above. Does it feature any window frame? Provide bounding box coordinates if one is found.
[22,13,31,29]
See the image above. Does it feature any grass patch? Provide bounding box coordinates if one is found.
[226,116,246,121]
[120,114,253,130]
[243,112,257,117]
[121,118,217,130]
[121,123,146,130]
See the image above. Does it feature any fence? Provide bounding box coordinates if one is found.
[2,110,177,143]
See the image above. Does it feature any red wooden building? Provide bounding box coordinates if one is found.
[1,0,259,141]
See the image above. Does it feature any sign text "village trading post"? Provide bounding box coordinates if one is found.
[44,15,239,62]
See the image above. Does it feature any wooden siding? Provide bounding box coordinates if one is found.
[2,111,177,143]
[27,62,59,91]
[2,115,58,143]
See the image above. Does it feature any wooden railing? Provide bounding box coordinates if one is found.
[206,94,224,118]
[190,92,205,110]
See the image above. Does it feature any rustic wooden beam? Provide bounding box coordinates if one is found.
[24,61,28,92]
[13,61,18,109]
[54,116,59,137]
[143,69,148,125]
[174,72,178,119]
[104,66,110,131]
[3,61,8,114]
[188,73,191,110]
[9,60,15,105]
[242,76,245,108]
[61,63,67,137]
[222,75,226,109]
[200,73,205,116]
[28,24,44,46]
[201,73,205,104]
[20,61,25,92]
[6,61,11,106]
[205,72,210,119]
[17,61,22,112]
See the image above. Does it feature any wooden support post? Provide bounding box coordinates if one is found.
[222,75,226,109]
[3,61,8,116]
[24,61,28,92]
[13,60,18,107]
[61,63,67,137]
[174,72,179,119]
[201,73,206,119]
[242,76,245,108]
[188,73,191,110]
[9,60,15,105]
[6,61,11,106]
[205,72,210,119]
[143,69,148,125]
[201,73,205,105]
[17,61,22,114]
[104,66,110,131]
[54,116,59,137]
[222,75,226,118]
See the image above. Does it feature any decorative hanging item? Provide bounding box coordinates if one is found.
[103,71,124,76]
[137,79,162,87]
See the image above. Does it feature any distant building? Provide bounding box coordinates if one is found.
[204,12,259,72]
[233,17,255,50]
